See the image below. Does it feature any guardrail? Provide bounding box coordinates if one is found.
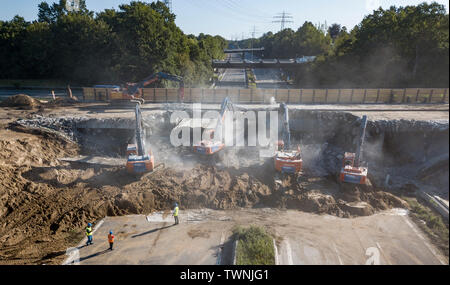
[83,87,449,104]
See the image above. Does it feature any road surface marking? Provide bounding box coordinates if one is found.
[365,247,380,265]
[402,215,446,265]
[216,232,225,265]
[332,242,344,265]
[273,239,279,265]
[376,242,391,265]
[62,218,105,265]
[284,239,294,265]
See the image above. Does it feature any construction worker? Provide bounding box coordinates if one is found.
[86,223,93,246]
[108,231,115,251]
[173,202,179,225]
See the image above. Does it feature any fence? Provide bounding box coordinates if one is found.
[82,87,449,104]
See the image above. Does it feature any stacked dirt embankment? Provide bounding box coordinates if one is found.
[0,94,41,109]
[0,127,80,264]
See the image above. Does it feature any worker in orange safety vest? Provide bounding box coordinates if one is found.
[108,231,115,250]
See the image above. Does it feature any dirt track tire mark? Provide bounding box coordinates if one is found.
[148,222,167,255]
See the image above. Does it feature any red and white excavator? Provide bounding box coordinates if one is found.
[339,115,368,185]
[125,101,165,175]
[274,103,302,174]
[103,72,184,104]
[193,97,234,155]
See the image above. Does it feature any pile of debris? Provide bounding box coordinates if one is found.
[0,94,41,109]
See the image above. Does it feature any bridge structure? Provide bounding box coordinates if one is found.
[223,48,265,54]
[212,58,308,69]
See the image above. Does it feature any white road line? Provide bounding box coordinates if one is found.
[332,242,344,265]
[216,232,225,265]
[273,239,279,265]
[62,218,105,265]
[284,239,294,265]
[376,242,391,265]
[402,216,447,265]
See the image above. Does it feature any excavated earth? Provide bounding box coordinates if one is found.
[0,104,448,265]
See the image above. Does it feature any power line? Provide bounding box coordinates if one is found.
[272,11,294,31]
[229,0,273,18]
[195,0,268,24]
[222,0,272,20]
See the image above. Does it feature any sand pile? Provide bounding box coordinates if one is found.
[0,94,41,109]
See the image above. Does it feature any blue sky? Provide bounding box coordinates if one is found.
[1,0,449,39]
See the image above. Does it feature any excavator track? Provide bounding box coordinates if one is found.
[139,163,165,179]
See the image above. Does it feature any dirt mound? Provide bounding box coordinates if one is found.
[276,175,409,218]
[0,94,41,109]
[0,128,78,167]
[45,97,79,107]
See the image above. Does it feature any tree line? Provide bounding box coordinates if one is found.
[231,2,449,88]
[0,0,227,87]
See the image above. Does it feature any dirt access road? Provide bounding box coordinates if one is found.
[1,103,448,122]
[65,209,447,265]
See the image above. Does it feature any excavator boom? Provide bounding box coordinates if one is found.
[127,72,184,98]
[126,102,154,174]
[339,115,368,184]
[274,103,302,174]
[105,72,184,103]
[193,97,234,155]
[354,115,367,168]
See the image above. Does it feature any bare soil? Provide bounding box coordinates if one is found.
[0,94,41,109]
[0,125,408,265]
[2,102,443,265]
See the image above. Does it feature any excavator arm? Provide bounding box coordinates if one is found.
[279,102,291,150]
[339,115,369,184]
[354,115,368,168]
[274,102,302,174]
[193,97,234,155]
[134,102,146,156]
[126,101,155,174]
[126,72,184,98]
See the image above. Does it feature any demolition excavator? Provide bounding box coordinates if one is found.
[193,97,234,155]
[274,103,303,174]
[339,115,368,185]
[108,72,184,103]
[125,101,159,174]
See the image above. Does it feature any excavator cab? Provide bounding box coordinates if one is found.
[193,141,225,155]
[339,116,368,185]
[274,145,302,174]
[340,161,368,184]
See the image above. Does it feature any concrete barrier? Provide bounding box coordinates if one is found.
[83,87,449,104]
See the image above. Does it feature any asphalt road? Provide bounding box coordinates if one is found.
[216,53,247,89]
[64,208,448,265]
[215,51,290,89]
[253,68,289,89]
